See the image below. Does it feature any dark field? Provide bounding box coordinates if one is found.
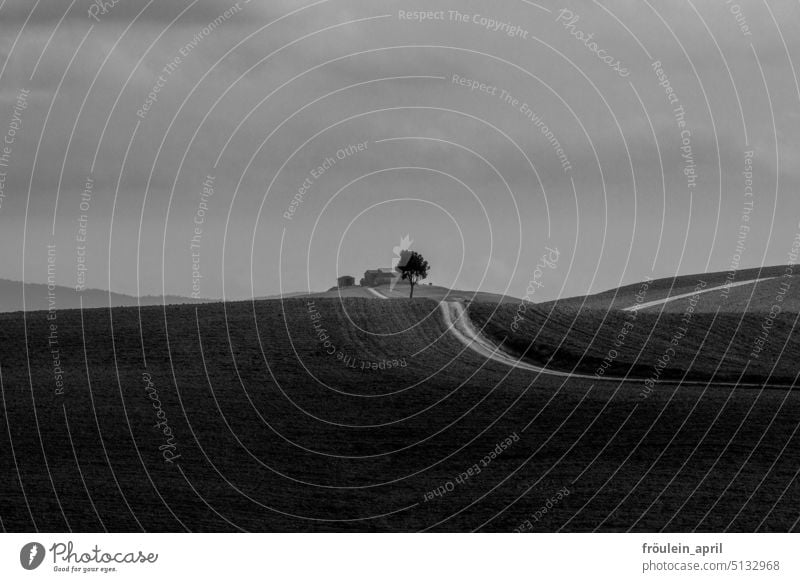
[469,300,800,384]
[0,298,798,532]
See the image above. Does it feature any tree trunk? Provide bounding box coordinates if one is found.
[409,282,415,298]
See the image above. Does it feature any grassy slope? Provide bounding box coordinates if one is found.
[469,298,800,383]
[545,265,793,311]
[0,298,798,532]
[647,275,800,314]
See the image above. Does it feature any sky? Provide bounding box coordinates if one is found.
[0,0,799,301]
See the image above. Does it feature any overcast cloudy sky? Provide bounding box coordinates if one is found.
[1,0,799,301]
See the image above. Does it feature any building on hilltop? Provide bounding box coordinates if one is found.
[337,275,355,288]
[360,268,397,287]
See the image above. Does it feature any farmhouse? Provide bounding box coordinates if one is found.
[337,275,355,288]
[360,268,397,287]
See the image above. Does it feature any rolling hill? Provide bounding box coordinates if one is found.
[465,264,799,384]
[468,300,799,384]
[0,278,205,313]
[0,291,798,532]
[544,264,796,313]
[307,281,518,303]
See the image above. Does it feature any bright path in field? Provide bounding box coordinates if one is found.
[439,301,585,377]
[439,301,776,387]
[365,287,388,299]
[623,276,779,312]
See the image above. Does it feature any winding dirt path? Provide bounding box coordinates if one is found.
[438,300,586,377]
[365,287,388,299]
[437,300,782,387]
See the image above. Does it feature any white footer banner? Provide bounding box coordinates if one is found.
[1,534,796,581]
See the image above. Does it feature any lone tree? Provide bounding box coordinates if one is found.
[396,250,430,298]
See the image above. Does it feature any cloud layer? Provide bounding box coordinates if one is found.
[1,0,799,300]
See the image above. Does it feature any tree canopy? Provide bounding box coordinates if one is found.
[396,250,430,298]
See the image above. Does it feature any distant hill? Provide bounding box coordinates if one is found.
[308,281,519,303]
[542,264,797,313]
[254,291,312,300]
[0,278,206,313]
[9,263,792,314]
[0,278,517,313]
